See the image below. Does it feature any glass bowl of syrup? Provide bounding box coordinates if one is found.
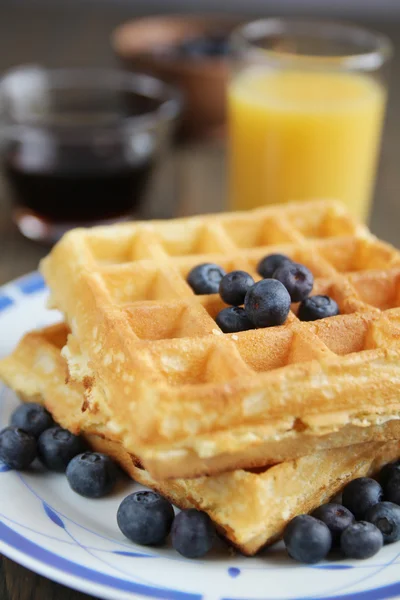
[0,66,182,243]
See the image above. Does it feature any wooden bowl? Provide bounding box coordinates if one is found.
[112,15,244,140]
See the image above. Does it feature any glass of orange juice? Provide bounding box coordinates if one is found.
[228,19,392,222]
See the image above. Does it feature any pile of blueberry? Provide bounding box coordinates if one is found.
[0,402,216,558]
[284,469,400,563]
[187,254,340,333]
[153,33,230,62]
[177,33,230,59]
[0,403,118,492]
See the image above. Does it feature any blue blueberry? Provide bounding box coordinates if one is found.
[11,402,54,438]
[216,307,254,333]
[283,515,332,564]
[219,271,255,306]
[244,279,291,328]
[0,427,37,470]
[66,452,118,498]
[38,426,87,472]
[257,254,292,279]
[312,503,355,546]
[187,263,226,295]
[384,480,400,507]
[298,295,340,321]
[342,478,383,520]
[365,502,400,544]
[117,491,174,546]
[273,262,314,302]
[380,460,400,488]
[340,521,383,559]
[171,509,216,558]
[380,461,400,504]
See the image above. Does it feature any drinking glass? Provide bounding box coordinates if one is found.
[228,19,392,221]
[0,66,182,242]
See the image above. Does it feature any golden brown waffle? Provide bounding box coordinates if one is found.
[1,323,400,555]
[40,200,400,479]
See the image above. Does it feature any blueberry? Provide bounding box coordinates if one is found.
[187,263,226,295]
[365,502,400,544]
[38,426,87,472]
[244,279,291,328]
[283,515,332,564]
[257,254,292,279]
[342,478,383,520]
[273,262,314,302]
[312,503,355,546]
[380,461,400,504]
[384,479,400,507]
[0,427,37,470]
[117,491,174,546]
[219,271,255,306]
[216,307,254,333]
[380,460,400,488]
[340,521,383,559]
[298,295,340,321]
[171,509,216,558]
[11,403,54,438]
[66,452,118,498]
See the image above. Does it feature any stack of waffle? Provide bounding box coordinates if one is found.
[2,199,400,555]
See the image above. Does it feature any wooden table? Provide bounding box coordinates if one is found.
[0,4,400,599]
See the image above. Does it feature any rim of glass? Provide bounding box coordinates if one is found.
[230,18,393,71]
[0,65,183,128]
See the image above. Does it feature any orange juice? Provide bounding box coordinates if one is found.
[228,70,386,221]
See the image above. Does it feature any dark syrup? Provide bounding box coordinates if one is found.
[4,93,158,223]
[4,146,153,222]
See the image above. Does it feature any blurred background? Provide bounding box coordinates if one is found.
[0,0,400,285]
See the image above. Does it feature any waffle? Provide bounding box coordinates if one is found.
[40,200,400,479]
[1,323,400,555]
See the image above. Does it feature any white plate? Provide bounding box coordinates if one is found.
[1,272,400,600]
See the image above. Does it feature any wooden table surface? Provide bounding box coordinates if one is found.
[0,4,400,599]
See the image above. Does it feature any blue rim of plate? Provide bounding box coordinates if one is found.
[1,272,400,600]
